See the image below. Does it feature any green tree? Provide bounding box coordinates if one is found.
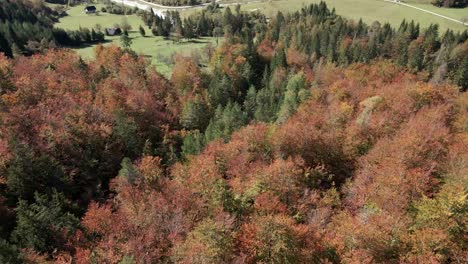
[11,191,79,253]
[277,73,308,123]
[208,74,232,107]
[6,142,68,201]
[139,25,146,37]
[180,98,211,131]
[120,30,132,49]
[118,157,139,184]
[455,56,468,91]
[182,130,206,157]
[408,39,424,71]
[114,112,141,157]
[0,33,13,57]
[0,239,22,264]
[205,102,247,142]
[254,68,284,122]
[243,85,257,119]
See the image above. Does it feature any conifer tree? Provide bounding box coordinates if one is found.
[277,73,308,123]
[455,57,468,91]
[182,130,205,157]
[120,30,132,49]
[11,191,79,253]
[139,25,146,37]
[180,97,211,131]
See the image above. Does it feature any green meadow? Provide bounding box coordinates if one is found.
[54,0,467,76]
[55,3,217,76]
[217,0,467,32]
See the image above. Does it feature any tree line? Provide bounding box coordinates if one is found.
[432,0,467,8]
[0,0,105,58]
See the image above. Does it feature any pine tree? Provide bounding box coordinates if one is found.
[244,85,257,119]
[182,130,205,157]
[11,191,79,253]
[0,33,12,57]
[408,39,424,71]
[118,157,139,184]
[139,25,146,37]
[180,98,211,131]
[205,102,247,142]
[120,30,132,49]
[0,239,22,264]
[209,74,232,107]
[277,73,308,123]
[6,141,68,201]
[455,56,468,91]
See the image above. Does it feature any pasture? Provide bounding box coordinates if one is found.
[216,0,467,32]
[55,4,217,76]
[54,0,467,76]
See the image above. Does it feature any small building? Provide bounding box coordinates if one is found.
[84,6,97,14]
[105,27,122,36]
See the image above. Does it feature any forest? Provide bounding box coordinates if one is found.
[0,1,467,263]
[0,0,104,57]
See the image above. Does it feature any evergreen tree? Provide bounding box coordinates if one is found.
[209,74,232,107]
[277,73,308,123]
[120,30,133,49]
[455,56,468,91]
[205,102,247,142]
[243,85,257,119]
[0,33,12,57]
[0,239,22,264]
[180,97,211,131]
[139,25,146,37]
[114,112,141,158]
[11,191,79,253]
[118,157,139,184]
[6,141,68,201]
[408,39,424,71]
[182,130,205,157]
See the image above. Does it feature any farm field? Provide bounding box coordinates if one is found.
[215,0,467,32]
[55,4,217,76]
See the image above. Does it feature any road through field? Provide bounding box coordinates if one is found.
[110,0,262,14]
[384,0,468,26]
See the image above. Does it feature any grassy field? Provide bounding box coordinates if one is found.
[55,4,217,76]
[215,0,467,32]
[54,1,466,75]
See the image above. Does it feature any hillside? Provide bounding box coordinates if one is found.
[0,1,467,263]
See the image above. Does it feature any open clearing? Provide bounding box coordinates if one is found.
[55,4,217,76]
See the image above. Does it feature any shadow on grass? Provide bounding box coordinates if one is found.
[65,39,113,49]
[186,38,212,44]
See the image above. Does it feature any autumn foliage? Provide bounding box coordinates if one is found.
[0,4,467,261]
[5,52,460,262]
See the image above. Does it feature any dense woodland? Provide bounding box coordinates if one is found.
[0,0,104,57]
[0,1,467,263]
[142,2,468,92]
